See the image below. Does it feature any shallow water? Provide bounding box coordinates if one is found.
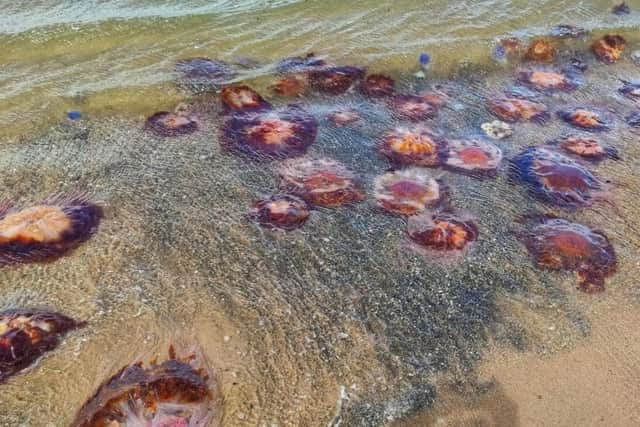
[1,1,640,426]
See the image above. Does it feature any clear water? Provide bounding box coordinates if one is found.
[1,1,640,426]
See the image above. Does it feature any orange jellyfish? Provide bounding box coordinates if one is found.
[388,94,438,121]
[549,135,619,161]
[517,69,579,92]
[307,66,365,94]
[360,74,396,97]
[524,39,557,62]
[374,168,443,216]
[487,96,549,123]
[444,139,503,176]
[591,35,626,63]
[557,108,612,131]
[248,194,310,230]
[379,126,448,167]
[408,212,478,252]
[220,85,271,113]
[145,110,199,137]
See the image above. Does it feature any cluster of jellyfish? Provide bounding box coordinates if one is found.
[0,4,636,424]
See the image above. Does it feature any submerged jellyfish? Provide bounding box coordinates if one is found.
[511,147,603,207]
[0,309,85,383]
[445,139,503,176]
[220,85,272,113]
[557,108,612,131]
[374,168,443,216]
[618,80,640,101]
[360,74,396,97]
[72,347,220,427]
[220,105,317,158]
[493,37,523,61]
[549,135,618,161]
[517,69,579,92]
[275,53,326,74]
[379,126,448,167]
[278,158,364,208]
[145,110,199,137]
[270,75,306,97]
[248,194,310,230]
[388,94,439,121]
[307,66,365,94]
[521,217,616,292]
[612,2,631,15]
[524,39,556,62]
[408,212,478,252]
[591,35,626,63]
[175,57,235,85]
[487,96,549,123]
[0,194,102,266]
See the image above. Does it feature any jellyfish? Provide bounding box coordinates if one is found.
[388,94,439,121]
[549,135,618,161]
[557,108,612,131]
[517,69,579,92]
[248,194,310,230]
[374,168,443,216]
[591,35,626,63]
[0,194,103,266]
[72,347,220,427]
[493,37,523,61]
[520,216,616,292]
[220,85,272,113]
[175,57,235,85]
[612,2,631,15]
[379,126,448,167]
[360,74,395,97]
[307,66,365,94]
[487,96,549,123]
[0,309,85,383]
[445,139,503,176]
[408,212,478,252]
[145,110,199,137]
[270,75,306,97]
[524,39,556,62]
[278,158,364,208]
[275,53,326,74]
[511,147,604,207]
[219,105,317,158]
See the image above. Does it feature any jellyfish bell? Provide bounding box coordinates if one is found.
[520,216,616,292]
[591,34,626,63]
[278,158,364,208]
[360,74,396,97]
[145,110,199,137]
[379,126,448,167]
[408,211,479,255]
[220,105,317,159]
[517,69,579,92]
[557,108,612,131]
[0,194,103,266]
[72,347,221,427]
[388,94,438,121]
[374,168,443,216]
[549,135,619,161]
[220,85,271,113]
[524,39,557,62]
[445,138,503,176]
[270,75,306,97]
[487,95,549,123]
[0,309,85,383]
[248,194,310,231]
[511,147,604,207]
[307,66,365,95]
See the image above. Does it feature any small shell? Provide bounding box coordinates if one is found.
[220,85,271,113]
[557,108,612,131]
[524,39,556,62]
[145,111,199,137]
[487,96,549,123]
[360,74,395,97]
[481,120,513,140]
[591,34,626,63]
[278,158,364,208]
[379,127,448,167]
[374,168,442,216]
[307,66,365,95]
[445,139,503,176]
[408,212,478,251]
[248,194,310,230]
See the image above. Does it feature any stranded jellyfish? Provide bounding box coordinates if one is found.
[275,53,326,74]
[220,85,271,113]
[511,147,603,207]
[175,57,235,85]
[380,127,448,167]
[517,69,579,92]
[618,80,640,101]
[521,217,616,292]
[145,110,198,137]
[374,168,442,216]
[388,94,439,121]
[72,347,220,427]
[308,66,365,95]
[0,194,102,266]
[270,75,306,97]
[220,105,317,158]
[278,158,364,208]
[524,39,556,62]
[549,135,619,161]
[248,194,310,230]
[591,35,626,63]
[327,109,361,126]
[557,108,611,131]
[487,96,549,123]
[0,309,84,383]
[408,212,478,252]
[445,139,503,176]
[493,37,523,61]
[360,74,395,97]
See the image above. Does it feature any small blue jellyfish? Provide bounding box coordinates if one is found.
[67,111,82,120]
[419,53,431,68]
